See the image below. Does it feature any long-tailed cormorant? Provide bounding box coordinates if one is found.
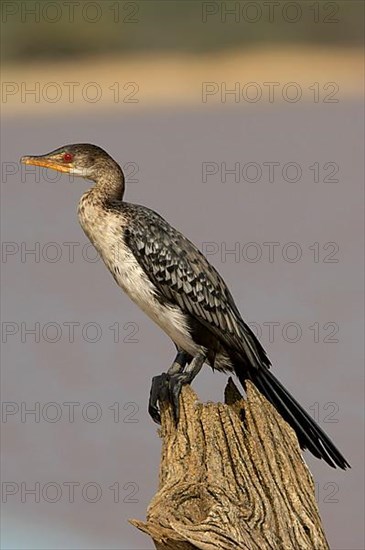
[21,144,350,469]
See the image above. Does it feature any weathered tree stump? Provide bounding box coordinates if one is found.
[131,378,329,550]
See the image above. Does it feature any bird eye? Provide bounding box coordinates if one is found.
[63,152,73,163]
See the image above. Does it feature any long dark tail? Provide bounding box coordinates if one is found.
[235,365,350,470]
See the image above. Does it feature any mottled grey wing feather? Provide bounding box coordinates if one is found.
[124,205,270,368]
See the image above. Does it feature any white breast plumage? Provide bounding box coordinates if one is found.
[77,193,199,357]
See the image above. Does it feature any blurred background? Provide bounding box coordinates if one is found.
[1,1,364,548]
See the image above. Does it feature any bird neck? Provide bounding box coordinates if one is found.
[90,162,125,202]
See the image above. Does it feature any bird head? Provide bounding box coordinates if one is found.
[20,143,116,181]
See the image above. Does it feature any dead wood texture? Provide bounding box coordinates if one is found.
[131,378,329,550]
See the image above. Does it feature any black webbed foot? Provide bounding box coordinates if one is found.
[148,372,169,424]
[148,371,194,424]
[168,370,195,423]
[148,349,207,425]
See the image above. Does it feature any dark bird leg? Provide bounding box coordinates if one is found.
[168,349,191,375]
[148,349,206,424]
[148,350,190,423]
[169,349,207,422]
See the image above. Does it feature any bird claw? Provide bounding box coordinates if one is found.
[148,371,193,425]
[169,371,194,423]
[148,372,169,424]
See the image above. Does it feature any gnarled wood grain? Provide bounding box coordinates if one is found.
[131,378,329,550]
